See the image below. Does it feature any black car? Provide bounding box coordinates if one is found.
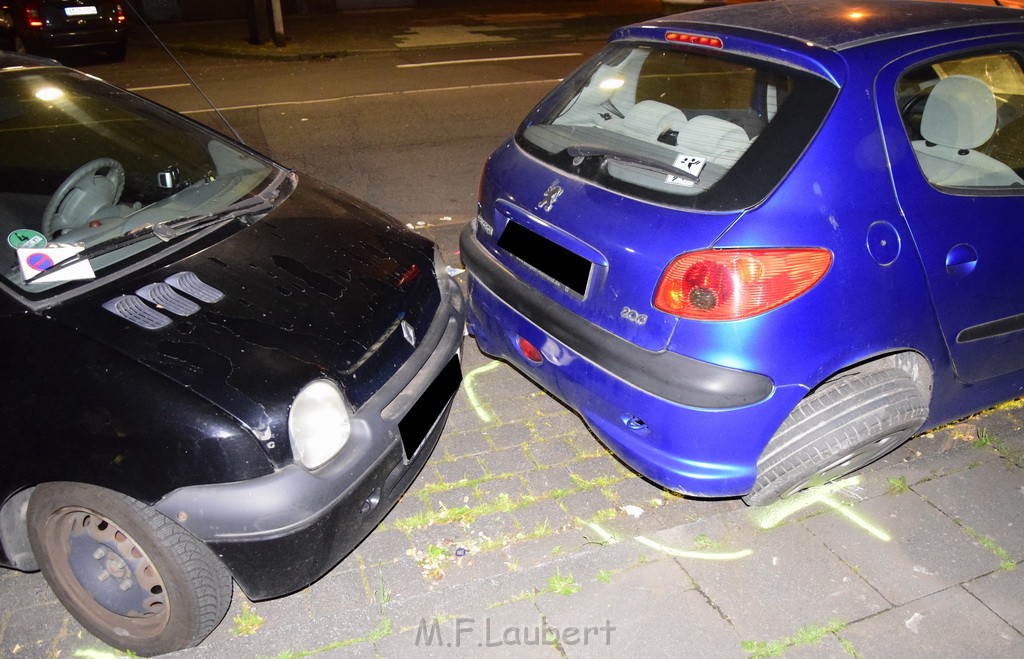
[1,1,128,61]
[0,52,464,655]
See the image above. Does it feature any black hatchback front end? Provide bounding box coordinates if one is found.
[0,54,463,654]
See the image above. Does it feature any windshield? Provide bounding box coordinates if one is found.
[0,66,281,294]
[517,43,837,211]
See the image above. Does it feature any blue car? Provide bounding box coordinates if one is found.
[461,0,1024,505]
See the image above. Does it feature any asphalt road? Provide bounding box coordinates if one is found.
[74,37,604,228]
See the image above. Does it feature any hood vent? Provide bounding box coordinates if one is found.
[165,271,224,303]
[103,295,172,330]
[104,272,225,330]
[136,282,201,316]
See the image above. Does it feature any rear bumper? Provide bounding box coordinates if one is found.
[23,27,126,51]
[155,277,465,600]
[461,224,806,497]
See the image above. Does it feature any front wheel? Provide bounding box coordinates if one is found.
[27,483,232,656]
[744,368,929,506]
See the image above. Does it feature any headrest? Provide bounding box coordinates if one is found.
[920,75,997,150]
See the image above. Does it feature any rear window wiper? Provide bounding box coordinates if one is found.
[24,196,274,285]
[566,144,699,182]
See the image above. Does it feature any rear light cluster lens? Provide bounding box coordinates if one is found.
[116,4,126,23]
[665,32,723,48]
[653,248,832,321]
[26,2,43,28]
[517,336,544,364]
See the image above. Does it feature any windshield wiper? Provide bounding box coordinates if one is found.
[566,144,699,182]
[24,196,275,285]
[149,196,275,241]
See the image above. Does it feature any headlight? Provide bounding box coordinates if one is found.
[288,379,351,469]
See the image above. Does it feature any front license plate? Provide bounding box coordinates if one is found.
[398,356,461,460]
[65,6,99,16]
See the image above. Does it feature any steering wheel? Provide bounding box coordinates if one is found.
[42,158,126,238]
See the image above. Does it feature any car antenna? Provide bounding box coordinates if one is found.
[121,1,246,145]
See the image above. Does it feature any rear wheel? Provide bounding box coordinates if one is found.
[743,368,928,506]
[27,483,232,656]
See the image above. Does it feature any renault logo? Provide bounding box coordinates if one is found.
[401,319,416,347]
[537,182,564,212]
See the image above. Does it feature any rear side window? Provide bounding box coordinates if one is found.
[898,52,1024,191]
[517,43,837,211]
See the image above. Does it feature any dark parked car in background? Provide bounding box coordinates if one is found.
[463,0,1024,505]
[0,52,464,655]
[1,1,128,61]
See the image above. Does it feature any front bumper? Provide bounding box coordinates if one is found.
[461,224,808,498]
[155,277,465,600]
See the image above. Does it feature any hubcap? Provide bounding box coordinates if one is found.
[780,433,900,499]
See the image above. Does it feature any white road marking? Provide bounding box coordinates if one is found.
[126,83,192,92]
[397,53,581,69]
[178,79,562,115]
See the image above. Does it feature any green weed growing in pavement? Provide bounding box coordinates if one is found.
[377,573,391,605]
[886,476,909,494]
[839,636,862,658]
[954,519,1017,571]
[974,428,995,448]
[274,616,394,657]
[547,570,581,596]
[596,569,614,583]
[231,601,265,637]
[742,619,846,657]
[570,473,623,491]
[692,533,724,551]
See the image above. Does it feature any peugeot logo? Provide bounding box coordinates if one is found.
[401,319,416,347]
[537,182,564,212]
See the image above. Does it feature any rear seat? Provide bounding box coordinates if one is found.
[674,115,752,168]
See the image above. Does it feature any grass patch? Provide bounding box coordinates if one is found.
[547,570,581,596]
[886,476,909,494]
[954,519,1017,571]
[595,569,614,583]
[692,533,724,551]
[742,619,846,657]
[231,601,265,637]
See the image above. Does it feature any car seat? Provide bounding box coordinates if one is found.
[912,74,1023,187]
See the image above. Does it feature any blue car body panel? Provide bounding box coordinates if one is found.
[463,0,1024,497]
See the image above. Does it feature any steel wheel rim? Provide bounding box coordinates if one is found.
[44,506,170,637]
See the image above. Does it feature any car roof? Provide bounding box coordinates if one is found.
[649,0,1024,50]
[0,51,62,71]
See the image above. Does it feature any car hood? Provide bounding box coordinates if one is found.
[47,177,442,454]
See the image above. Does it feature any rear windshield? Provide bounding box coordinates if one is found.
[517,43,838,211]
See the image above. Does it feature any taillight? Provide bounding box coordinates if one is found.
[653,248,832,321]
[116,4,126,23]
[25,2,43,28]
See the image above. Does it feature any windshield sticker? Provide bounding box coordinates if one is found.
[7,229,46,250]
[672,154,707,179]
[18,246,96,284]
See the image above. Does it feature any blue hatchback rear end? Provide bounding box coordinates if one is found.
[462,0,1024,504]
